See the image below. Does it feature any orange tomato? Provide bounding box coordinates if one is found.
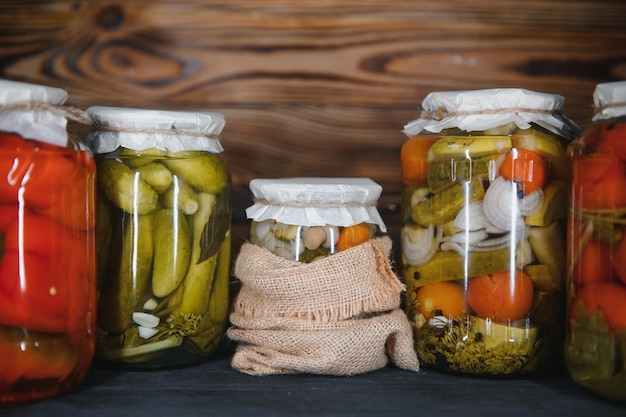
[416,281,468,320]
[401,135,437,185]
[499,149,548,195]
[336,223,372,252]
[571,236,614,287]
[570,282,626,332]
[468,270,534,322]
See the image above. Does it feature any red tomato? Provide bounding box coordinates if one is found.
[572,155,626,209]
[597,122,626,160]
[500,149,548,195]
[570,282,626,332]
[468,270,535,322]
[0,250,69,332]
[571,237,614,287]
[611,234,626,286]
[1,213,95,332]
[0,133,96,230]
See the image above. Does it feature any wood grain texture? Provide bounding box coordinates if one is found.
[0,0,625,222]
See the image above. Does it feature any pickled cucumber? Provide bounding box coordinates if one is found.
[98,159,158,214]
[427,157,491,194]
[151,208,191,297]
[98,212,155,334]
[173,192,218,315]
[411,176,486,226]
[428,136,511,161]
[161,177,199,215]
[162,153,228,195]
[134,162,173,194]
[404,247,512,287]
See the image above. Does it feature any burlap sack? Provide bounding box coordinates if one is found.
[227,236,420,376]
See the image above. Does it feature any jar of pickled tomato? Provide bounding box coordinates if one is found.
[87,107,232,369]
[565,81,626,402]
[0,80,97,404]
[400,88,580,375]
[246,177,386,262]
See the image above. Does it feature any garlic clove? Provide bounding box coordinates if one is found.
[132,312,160,328]
[138,326,159,339]
[143,298,158,311]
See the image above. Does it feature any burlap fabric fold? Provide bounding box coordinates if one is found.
[227,236,420,376]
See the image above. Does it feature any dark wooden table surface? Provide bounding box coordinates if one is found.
[3,341,625,417]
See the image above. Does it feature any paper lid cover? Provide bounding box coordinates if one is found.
[87,106,225,154]
[0,79,69,147]
[403,88,579,140]
[246,177,387,232]
[592,81,626,121]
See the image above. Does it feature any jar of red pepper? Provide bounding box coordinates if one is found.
[565,81,626,402]
[0,79,97,404]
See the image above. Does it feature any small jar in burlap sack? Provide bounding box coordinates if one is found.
[227,177,420,376]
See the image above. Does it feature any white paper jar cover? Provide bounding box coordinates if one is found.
[0,79,69,147]
[592,80,626,121]
[402,88,579,140]
[246,177,387,232]
[86,106,225,154]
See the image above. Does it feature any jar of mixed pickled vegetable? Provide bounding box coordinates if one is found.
[565,81,626,402]
[87,106,232,369]
[246,177,386,262]
[0,80,97,404]
[400,88,580,376]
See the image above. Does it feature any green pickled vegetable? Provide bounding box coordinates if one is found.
[98,159,158,214]
[151,208,191,297]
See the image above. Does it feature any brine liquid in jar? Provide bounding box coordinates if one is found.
[88,107,232,369]
[400,88,579,376]
[565,81,626,402]
[0,80,97,404]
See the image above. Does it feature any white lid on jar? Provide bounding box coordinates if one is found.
[87,106,225,154]
[246,177,387,232]
[592,81,626,121]
[403,88,579,140]
[0,79,70,147]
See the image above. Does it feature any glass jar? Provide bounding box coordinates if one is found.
[565,81,626,402]
[400,88,580,376]
[246,177,386,262]
[0,80,97,404]
[87,106,232,369]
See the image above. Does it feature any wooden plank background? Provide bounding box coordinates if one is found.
[1,0,625,242]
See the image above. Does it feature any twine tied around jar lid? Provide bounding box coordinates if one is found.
[252,197,378,209]
[419,105,563,121]
[403,88,580,140]
[86,106,225,154]
[0,101,91,125]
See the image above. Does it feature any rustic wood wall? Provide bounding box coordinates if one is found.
[1,0,625,241]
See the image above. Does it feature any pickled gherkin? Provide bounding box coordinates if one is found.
[88,107,231,369]
[400,88,578,376]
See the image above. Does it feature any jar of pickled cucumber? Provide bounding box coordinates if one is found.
[246,177,386,262]
[565,81,626,402]
[400,88,580,376]
[0,80,97,404]
[87,106,232,369]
